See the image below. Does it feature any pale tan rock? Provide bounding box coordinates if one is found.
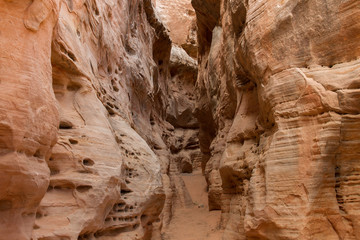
[159,43,202,236]
[192,0,360,239]
[156,0,197,58]
[167,45,198,129]
[4,0,359,239]
[32,0,171,238]
[0,1,59,239]
[1,0,173,239]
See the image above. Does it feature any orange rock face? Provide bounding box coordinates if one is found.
[0,1,59,239]
[1,0,172,239]
[155,0,197,58]
[0,0,201,239]
[36,0,172,239]
[192,0,360,239]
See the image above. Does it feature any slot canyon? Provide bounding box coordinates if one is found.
[0,0,360,239]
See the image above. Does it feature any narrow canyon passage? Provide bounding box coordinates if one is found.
[154,1,223,239]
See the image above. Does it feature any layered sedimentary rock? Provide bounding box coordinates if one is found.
[0,0,174,239]
[167,45,200,171]
[0,0,202,239]
[155,0,201,177]
[38,0,172,238]
[192,0,360,239]
[153,1,201,232]
[0,1,59,239]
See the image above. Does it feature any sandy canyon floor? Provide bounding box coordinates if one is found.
[163,170,223,240]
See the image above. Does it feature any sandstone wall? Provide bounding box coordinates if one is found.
[0,0,176,239]
[156,0,197,58]
[153,1,202,232]
[192,0,360,239]
[0,1,59,239]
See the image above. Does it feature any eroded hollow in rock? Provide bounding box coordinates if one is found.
[82,158,94,166]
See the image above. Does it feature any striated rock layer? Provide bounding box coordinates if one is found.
[41,1,171,238]
[0,0,185,239]
[0,1,59,239]
[192,0,360,239]
[0,0,203,238]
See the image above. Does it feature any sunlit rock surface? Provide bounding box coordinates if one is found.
[156,0,197,58]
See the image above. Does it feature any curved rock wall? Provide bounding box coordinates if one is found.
[192,0,360,239]
[39,0,172,238]
[0,1,59,239]
[0,0,175,239]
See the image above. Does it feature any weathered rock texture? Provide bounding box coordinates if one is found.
[152,1,202,234]
[192,0,360,239]
[0,0,176,239]
[0,1,59,239]
[154,0,201,179]
[0,0,202,239]
[156,0,197,58]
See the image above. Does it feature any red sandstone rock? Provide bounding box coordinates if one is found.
[0,0,202,238]
[192,0,360,239]
[156,0,197,58]
[1,0,171,239]
[0,1,59,239]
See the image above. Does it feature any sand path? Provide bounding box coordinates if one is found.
[163,170,222,240]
